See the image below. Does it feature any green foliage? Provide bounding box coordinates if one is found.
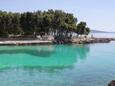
[76,22,90,35]
[85,27,90,35]
[0,10,90,37]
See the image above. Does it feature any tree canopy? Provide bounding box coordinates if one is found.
[76,22,90,35]
[0,10,90,37]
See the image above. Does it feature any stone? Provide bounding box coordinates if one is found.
[108,80,115,86]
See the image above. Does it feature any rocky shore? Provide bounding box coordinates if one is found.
[71,37,115,44]
[108,80,115,86]
[0,37,114,45]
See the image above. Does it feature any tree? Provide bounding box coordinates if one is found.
[0,10,90,38]
[11,13,22,35]
[85,27,90,35]
[0,11,9,36]
[76,22,86,35]
[76,21,90,36]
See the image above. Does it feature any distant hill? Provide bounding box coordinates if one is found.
[91,30,115,33]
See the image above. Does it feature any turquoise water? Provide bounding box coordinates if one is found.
[0,42,115,86]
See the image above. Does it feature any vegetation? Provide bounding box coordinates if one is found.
[0,10,90,38]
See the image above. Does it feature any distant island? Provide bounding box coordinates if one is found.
[91,30,115,33]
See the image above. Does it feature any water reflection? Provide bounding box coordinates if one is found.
[0,45,54,57]
[75,45,90,60]
[0,45,90,70]
[0,43,115,86]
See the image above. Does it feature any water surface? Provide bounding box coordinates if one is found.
[0,42,115,86]
[90,32,115,38]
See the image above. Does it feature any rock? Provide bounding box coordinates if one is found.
[71,37,113,44]
[108,80,115,86]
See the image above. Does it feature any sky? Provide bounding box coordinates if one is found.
[0,0,115,32]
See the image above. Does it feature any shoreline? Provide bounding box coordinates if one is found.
[71,37,115,44]
[0,37,114,45]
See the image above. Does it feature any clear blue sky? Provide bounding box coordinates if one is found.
[0,0,115,31]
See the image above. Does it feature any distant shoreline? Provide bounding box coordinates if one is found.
[91,30,115,33]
